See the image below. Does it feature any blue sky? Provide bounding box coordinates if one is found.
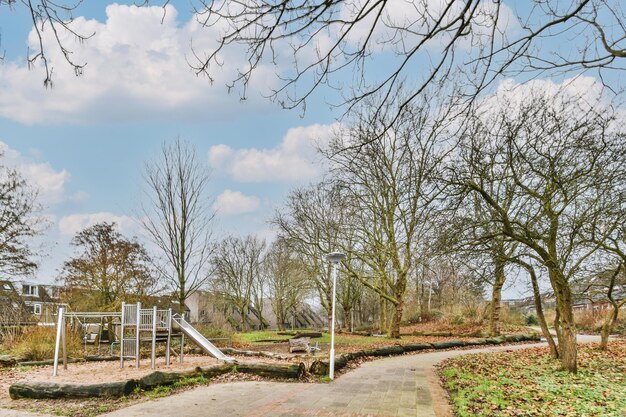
[0,1,339,283]
[0,1,622,298]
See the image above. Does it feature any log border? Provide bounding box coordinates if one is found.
[9,361,306,400]
[9,333,539,400]
[308,333,541,376]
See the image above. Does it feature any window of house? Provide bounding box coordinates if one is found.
[29,303,42,315]
[22,284,38,296]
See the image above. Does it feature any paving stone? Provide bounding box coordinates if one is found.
[90,342,562,417]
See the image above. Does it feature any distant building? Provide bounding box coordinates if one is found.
[572,291,626,312]
[15,281,67,325]
[185,291,324,330]
[0,279,27,324]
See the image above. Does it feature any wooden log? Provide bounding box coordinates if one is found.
[17,358,84,367]
[85,355,119,362]
[484,336,506,344]
[9,380,137,400]
[402,343,434,352]
[254,339,290,343]
[504,334,525,342]
[412,331,454,337]
[465,338,488,346]
[337,330,372,337]
[293,331,323,338]
[0,354,19,367]
[199,363,234,378]
[309,354,351,376]
[369,345,405,357]
[431,340,467,349]
[139,369,200,390]
[309,360,328,376]
[221,348,298,360]
[276,331,296,336]
[235,362,306,379]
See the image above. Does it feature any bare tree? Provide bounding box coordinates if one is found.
[190,0,626,116]
[142,139,215,314]
[13,1,626,112]
[211,234,266,331]
[440,192,519,336]
[0,155,41,277]
[265,238,311,330]
[273,181,350,328]
[1,0,94,87]
[336,259,363,332]
[449,90,625,372]
[509,257,559,358]
[597,263,626,350]
[575,262,626,351]
[322,91,451,338]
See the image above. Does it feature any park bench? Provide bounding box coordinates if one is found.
[288,337,321,354]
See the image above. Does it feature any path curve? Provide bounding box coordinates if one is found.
[1,335,601,417]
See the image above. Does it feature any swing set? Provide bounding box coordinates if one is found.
[53,301,234,376]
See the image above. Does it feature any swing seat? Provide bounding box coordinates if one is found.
[84,333,99,344]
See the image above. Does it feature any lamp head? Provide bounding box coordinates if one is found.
[326,252,347,264]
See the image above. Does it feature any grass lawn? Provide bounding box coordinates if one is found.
[233,330,399,347]
[439,341,626,417]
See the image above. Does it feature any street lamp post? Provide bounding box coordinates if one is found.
[326,251,346,380]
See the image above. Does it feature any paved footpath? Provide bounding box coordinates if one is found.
[1,335,600,417]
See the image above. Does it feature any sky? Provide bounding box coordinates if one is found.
[0,1,622,298]
[0,1,339,284]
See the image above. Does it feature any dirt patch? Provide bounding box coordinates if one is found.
[0,355,222,402]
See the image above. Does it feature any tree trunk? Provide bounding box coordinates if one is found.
[489,261,506,336]
[600,303,621,350]
[378,295,386,334]
[178,291,186,316]
[388,299,403,338]
[551,269,577,373]
[343,307,352,333]
[528,266,558,358]
[239,306,248,332]
[600,265,624,351]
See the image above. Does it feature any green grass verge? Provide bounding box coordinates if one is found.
[234,330,398,347]
[440,341,626,417]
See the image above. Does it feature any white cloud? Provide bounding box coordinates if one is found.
[339,0,520,53]
[0,4,276,124]
[480,76,613,120]
[213,190,260,215]
[208,123,339,182]
[58,212,139,237]
[0,141,71,204]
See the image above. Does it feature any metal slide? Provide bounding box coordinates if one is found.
[172,315,235,362]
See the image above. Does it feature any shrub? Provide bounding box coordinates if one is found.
[193,324,234,347]
[9,326,82,361]
[499,306,525,326]
[525,314,539,326]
